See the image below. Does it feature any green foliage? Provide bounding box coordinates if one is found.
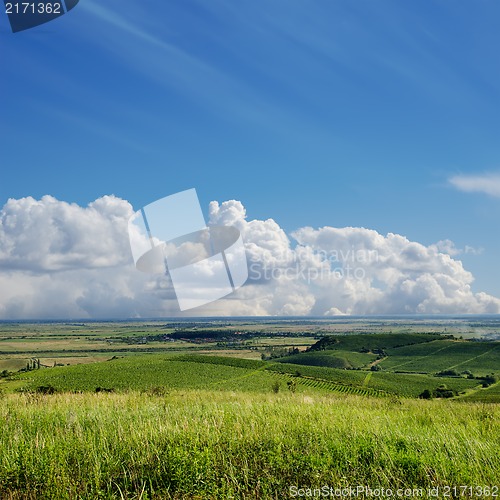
[436,369,460,377]
[0,391,498,498]
[261,346,300,360]
[419,389,433,399]
[481,374,498,388]
[419,385,457,399]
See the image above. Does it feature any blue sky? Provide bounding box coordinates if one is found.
[1,0,500,300]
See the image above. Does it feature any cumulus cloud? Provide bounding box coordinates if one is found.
[0,195,133,272]
[430,239,483,257]
[449,172,500,197]
[0,195,179,318]
[0,195,498,318]
[205,200,500,316]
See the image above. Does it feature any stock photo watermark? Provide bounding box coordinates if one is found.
[248,247,380,284]
[128,189,380,311]
[289,484,499,498]
[128,189,248,312]
[3,0,80,32]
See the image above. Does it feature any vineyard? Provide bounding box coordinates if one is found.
[273,372,390,397]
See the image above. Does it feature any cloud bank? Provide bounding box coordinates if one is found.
[0,195,497,318]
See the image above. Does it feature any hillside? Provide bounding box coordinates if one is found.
[273,333,499,401]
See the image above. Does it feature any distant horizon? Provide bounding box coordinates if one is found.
[3,314,500,323]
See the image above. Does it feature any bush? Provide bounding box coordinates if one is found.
[419,386,457,399]
[35,385,57,395]
[436,370,460,377]
[481,374,498,388]
[419,389,433,400]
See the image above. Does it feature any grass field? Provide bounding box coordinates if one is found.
[0,320,498,498]
[0,390,498,499]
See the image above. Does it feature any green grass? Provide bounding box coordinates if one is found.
[0,390,498,499]
[0,323,498,498]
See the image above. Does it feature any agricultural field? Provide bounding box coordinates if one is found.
[0,318,498,498]
[460,381,500,403]
[1,319,499,401]
[276,349,378,369]
[271,331,499,401]
[380,340,500,375]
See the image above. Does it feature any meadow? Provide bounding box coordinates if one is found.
[0,318,498,498]
[0,390,498,499]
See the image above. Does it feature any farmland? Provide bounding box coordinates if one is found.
[0,317,498,498]
[0,318,499,401]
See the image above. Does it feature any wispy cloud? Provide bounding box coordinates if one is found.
[78,0,326,142]
[449,172,500,197]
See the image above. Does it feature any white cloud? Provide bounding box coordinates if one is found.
[430,239,483,257]
[0,195,133,272]
[449,172,500,197]
[0,195,498,318]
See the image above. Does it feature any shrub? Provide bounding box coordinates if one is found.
[481,374,498,388]
[436,370,460,377]
[419,389,433,400]
[35,385,57,395]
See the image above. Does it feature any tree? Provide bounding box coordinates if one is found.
[419,389,433,399]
